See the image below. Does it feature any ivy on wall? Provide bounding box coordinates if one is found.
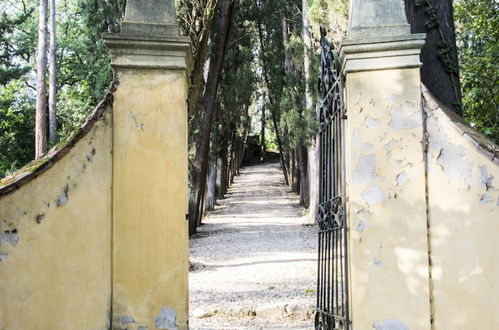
[415,0,461,109]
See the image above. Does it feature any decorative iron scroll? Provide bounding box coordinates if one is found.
[315,27,349,330]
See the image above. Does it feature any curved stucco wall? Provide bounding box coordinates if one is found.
[423,86,499,328]
[0,103,113,329]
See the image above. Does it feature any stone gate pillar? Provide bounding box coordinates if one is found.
[340,1,431,329]
[104,1,191,329]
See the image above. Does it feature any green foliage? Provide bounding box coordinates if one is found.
[415,0,440,29]
[437,40,459,74]
[455,0,499,142]
[0,0,36,85]
[308,0,348,44]
[0,79,35,176]
[0,0,124,178]
[218,10,256,140]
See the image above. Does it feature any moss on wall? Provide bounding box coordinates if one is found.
[0,105,113,329]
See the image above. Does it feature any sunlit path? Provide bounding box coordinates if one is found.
[189,162,316,329]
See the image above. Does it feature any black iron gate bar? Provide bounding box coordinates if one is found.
[315,27,349,330]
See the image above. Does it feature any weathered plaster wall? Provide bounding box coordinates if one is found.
[423,88,499,329]
[112,69,189,329]
[346,69,431,330]
[1,29,191,329]
[0,105,113,329]
[0,67,190,330]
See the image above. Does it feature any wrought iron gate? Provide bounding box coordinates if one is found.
[315,27,349,330]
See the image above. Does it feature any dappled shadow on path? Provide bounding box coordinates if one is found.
[189,162,316,329]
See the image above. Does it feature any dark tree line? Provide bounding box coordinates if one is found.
[1,0,497,232]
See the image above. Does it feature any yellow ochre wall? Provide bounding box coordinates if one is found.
[0,106,113,329]
[423,89,499,329]
[112,69,189,329]
[0,62,190,329]
[345,69,432,330]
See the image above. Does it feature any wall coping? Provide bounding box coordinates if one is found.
[0,82,117,196]
[422,84,499,165]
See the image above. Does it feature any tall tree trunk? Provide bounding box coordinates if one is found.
[206,160,217,211]
[216,156,223,199]
[404,0,462,113]
[284,126,291,183]
[307,132,320,221]
[35,0,48,159]
[188,0,235,235]
[282,12,309,204]
[187,0,217,126]
[225,130,234,192]
[237,132,246,174]
[48,0,57,145]
[257,17,289,186]
[229,133,237,183]
[291,149,299,193]
[282,16,302,195]
[297,144,309,207]
[218,126,229,198]
[239,120,250,171]
[281,17,293,73]
[303,0,319,222]
[260,105,266,162]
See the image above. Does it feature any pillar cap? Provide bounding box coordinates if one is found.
[103,33,192,72]
[341,0,425,73]
[340,34,426,73]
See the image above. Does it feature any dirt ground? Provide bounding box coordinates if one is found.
[189,163,317,329]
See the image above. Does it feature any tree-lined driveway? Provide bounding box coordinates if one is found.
[189,162,316,329]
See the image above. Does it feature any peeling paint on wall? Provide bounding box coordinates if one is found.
[0,253,7,261]
[361,185,385,206]
[354,154,377,184]
[427,116,474,187]
[56,185,70,207]
[130,112,145,131]
[353,129,374,150]
[373,319,409,330]
[35,214,45,224]
[480,165,494,191]
[365,115,380,128]
[387,94,400,104]
[0,229,19,247]
[480,194,493,205]
[87,148,96,163]
[373,258,384,268]
[436,144,473,187]
[356,220,366,232]
[120,315,135,329]
[396,171,409,187]
[389,101,420,131]
[422,86,499,329]
[155,306,177,329]
[384,140,398,159]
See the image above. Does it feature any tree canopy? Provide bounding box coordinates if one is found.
[0,0,497,200]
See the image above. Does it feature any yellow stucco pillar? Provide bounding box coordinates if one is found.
[340,1,432,329]
[103,2,191,328]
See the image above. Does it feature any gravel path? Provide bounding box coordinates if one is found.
[189,163,317,329]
